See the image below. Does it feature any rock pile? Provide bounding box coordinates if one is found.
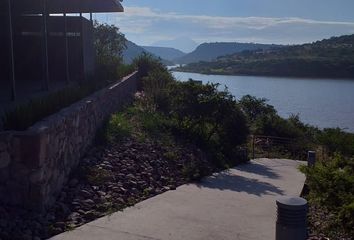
[0,138,212,240]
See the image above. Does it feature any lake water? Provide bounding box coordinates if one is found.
[172,71,354,132]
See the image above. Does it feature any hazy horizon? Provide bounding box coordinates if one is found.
[94,0,354,52]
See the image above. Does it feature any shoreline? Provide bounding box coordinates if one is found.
[171,70,354,133]
[171,69,354,81]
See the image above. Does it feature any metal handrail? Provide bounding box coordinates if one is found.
[251,135,301,159]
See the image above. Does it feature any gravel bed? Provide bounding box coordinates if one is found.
[0,138,212,240]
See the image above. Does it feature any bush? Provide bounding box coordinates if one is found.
[132,61,250,167]
[105,113,133,142]
[239,95,320,159]
[300,154,354,235]
[142,68,174,104]
[132,52,166,79]
[165,81,249,166]
[126,105,169,139]
[132,53,175,111]
[117,64,136,80]
[254,114,314,139]
[239,95,317,139]
[239,95,276,122]
[317,128,354,157]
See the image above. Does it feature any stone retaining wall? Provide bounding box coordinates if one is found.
[0,72,139,211]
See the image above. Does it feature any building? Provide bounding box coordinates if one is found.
[0,0,124,105]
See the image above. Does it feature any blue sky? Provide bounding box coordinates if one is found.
[98,0,354,51]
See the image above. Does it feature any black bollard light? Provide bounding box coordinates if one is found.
[276,197,308,240]
[307,151,316,167]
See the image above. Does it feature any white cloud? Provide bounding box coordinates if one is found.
[105,6,354,45]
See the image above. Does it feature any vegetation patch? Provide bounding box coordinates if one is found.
[1,51,354,240]
[175,34,354,79]
[301,154,354,239]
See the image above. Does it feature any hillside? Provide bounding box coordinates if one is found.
[123,40,146,64]
[174,42,281,64]
[142,46,186,61]
[174,35,354,79]
[123,41,172,65]
[152,37,198,53]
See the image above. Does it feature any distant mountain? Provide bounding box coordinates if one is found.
[175,42,282,64]
[123,40,172,65]
[123,40,146,64]
[174,34,354,79]
[142,46,186,62]
[152,37,198,53]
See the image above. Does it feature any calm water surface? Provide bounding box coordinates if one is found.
[172,71,354,132]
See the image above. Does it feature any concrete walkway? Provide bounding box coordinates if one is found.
[50,158,306,240]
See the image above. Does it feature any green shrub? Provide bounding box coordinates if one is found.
[317,128,354,157]
[84,167,113,185]
[300,154,354,235]
[132,52,166,79]
[105,113,133,142]
[126,102,171,141]
[253,114,317,140]
[142,68,174,103]
[132,53,175,111]
[239,95,276,122]
[132,64,250,166]
[163,150,179,161]
[165,81,249,166]
[239,95,319,159]
[239,95,317,140]
[117,64,136,80]
[139,112,166,136]
[338,202,354,233]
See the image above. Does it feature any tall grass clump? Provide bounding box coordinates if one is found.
[104,113,133,143]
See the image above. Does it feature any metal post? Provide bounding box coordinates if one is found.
[64,13,70,83]
[7,0,16,101]
[276,197,308,240]
[42,0,49,90]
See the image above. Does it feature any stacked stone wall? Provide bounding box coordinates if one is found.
[0,72,138,210]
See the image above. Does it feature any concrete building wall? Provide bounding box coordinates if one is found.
[82,18,95,79]
[0,72,138,211]
[1,15,96,105]
[0,11,12,104]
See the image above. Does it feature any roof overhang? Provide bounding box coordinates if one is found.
[13,0,124,14]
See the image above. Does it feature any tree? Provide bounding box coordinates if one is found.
[239,95,276,122]
[167,81,249,165]
[93,21,127,81]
